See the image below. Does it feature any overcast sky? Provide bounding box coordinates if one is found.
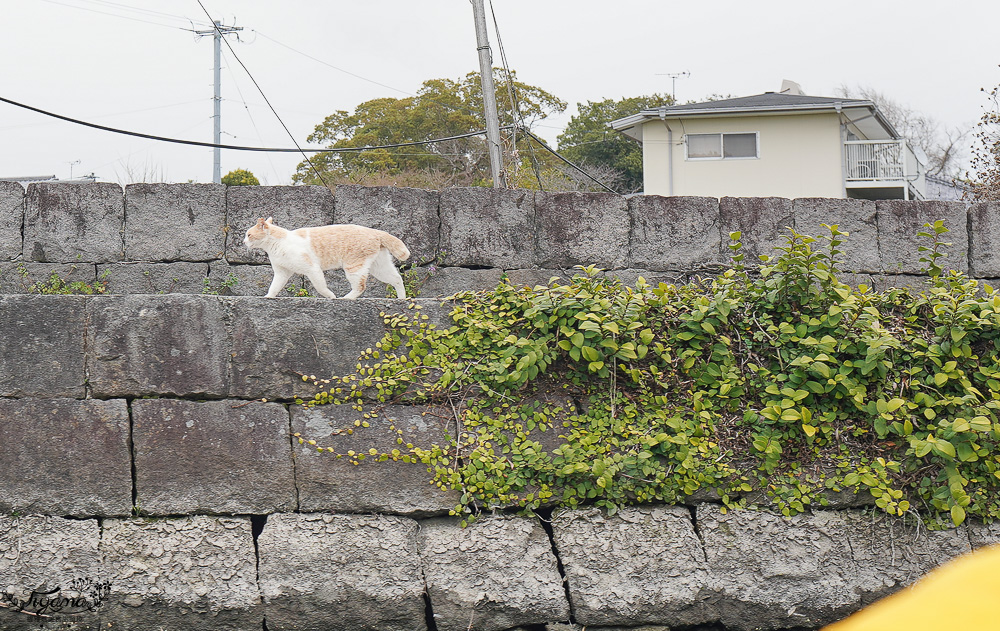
[2,0,997,186]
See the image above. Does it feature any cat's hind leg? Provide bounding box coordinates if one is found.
[371,251,406,298]
[304,268,338,299]
[341,262,372,300]
[266,265,294,297]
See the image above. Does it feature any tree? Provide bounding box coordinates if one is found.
[221,168,260,186]
[836,85,968,179]
[294,70,566,188]
[966,80,1000,201]
[556,94,674,194]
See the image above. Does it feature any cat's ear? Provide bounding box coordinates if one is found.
[265,217,274,225]
[255,217,266,227]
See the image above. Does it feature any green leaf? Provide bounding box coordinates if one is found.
[951,504,966,526]
[581,346,600,362]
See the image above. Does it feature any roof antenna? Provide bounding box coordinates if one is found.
[656,71,690,102]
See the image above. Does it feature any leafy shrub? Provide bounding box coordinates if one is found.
[297,223,1000,527]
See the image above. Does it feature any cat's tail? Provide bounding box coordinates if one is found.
[378,231,411,261]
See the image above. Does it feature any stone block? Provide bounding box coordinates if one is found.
[334,184,440,260]
[228,297,443,400]
[877,200,969,274]
[968,520,1000,549]
[23,182,124,263]
[0,515,105,630]
[258,513,425,631]
[98,261,208,294]
[132,399,295,515]
[535,191,629,268]
[124,183,226,262]
[719,197,794,264]
[698,506,972,630]
[291,404,460,515]
[206,261,274,295]
[0,181,24,261]
[551,506,710,628]
[440,187,535,268]
[840,510,971,604]
[794,198,880,272]
[225,185,335,263]
[419,514,569,631]
[968,202,1000,276]
[0,398,131,516]
[0,261,97,294]
[414,266,504,297]
[86,294,229,398]
[101,516,261,631]
[0,295,87,397]
[630,196,723,270]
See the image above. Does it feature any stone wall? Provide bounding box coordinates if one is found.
[2,181,998,299]
[2,184,1000,630]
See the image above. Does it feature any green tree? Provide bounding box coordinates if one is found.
[557,94,674,194]
[293,70,566,188]
[221,168,260,186]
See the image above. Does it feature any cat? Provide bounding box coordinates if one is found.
[243,217,410,299]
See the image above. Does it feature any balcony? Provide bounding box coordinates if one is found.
[844,139,925,200]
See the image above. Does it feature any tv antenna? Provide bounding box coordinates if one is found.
[656,71,690,102]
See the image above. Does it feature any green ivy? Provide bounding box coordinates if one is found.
[296,223,1000,528]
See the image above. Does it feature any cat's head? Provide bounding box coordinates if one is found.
[243,217,275,249]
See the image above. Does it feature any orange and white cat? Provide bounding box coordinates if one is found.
[243,217,410,299]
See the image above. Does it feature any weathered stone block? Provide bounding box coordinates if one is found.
[794,197,879,272]
[840,510,971,604]
[698,506,972,630]
[968,202,1000,276]
[0,515,105,630]
[630,196,722,270]
[23,182,124,263]
[0,398,131,516]
[124,183,226,262]
[101,516,261,631]
[206,261,274,295]
[228,297,443,400]
[132,399,295,515]
[419,514,569,631]
[334,184,440,260]
[0,181,23,261]
[291,404,459,515]
[551,506,710,628]
[97,261,208,294]
[86,294,229,397]
[414,266,504,297]
[225,185,335,264]
[440,187,535,268]
[0,261,97,294]
[877,200,969,274]
[968,519,1000,549]
[0,295,87,397]
[535,191,629,268]
[720,197,794,264]
[258,513,425,631]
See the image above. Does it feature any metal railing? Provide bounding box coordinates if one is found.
[844,140,907,181]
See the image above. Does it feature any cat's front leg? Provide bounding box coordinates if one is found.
[266,266,294,297]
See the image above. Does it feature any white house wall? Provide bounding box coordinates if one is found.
[641,112,845,198]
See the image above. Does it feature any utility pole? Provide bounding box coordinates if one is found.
[195,21,243,184]
[470,0,504,188]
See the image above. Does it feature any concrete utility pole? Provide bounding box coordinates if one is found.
[195,21,243,184]
[470,0,505,188]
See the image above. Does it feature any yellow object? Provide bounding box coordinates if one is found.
[824,544,1000,630]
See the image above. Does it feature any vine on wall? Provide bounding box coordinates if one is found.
[297,223,1000,528]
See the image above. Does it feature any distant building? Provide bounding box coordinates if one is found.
[611,81,925,201]
[0,174,98,186]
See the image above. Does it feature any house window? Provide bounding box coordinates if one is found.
[686,133,759,159]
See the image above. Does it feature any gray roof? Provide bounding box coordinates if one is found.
[611,92,900,139]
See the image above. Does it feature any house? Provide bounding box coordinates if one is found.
[610,81,926,200]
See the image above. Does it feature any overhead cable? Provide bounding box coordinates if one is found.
[0,95,510,153]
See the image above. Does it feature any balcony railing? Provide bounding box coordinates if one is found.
[844,140,908,181]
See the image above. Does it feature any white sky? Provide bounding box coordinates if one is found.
[1,0,997,186]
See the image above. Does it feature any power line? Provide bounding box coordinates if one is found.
[519,127,619,194]
[0,94,508,153]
